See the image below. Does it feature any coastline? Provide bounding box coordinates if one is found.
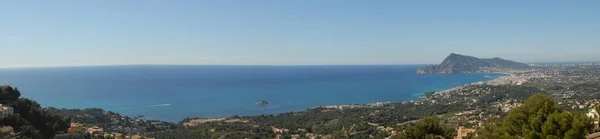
[420,72,509,96]
[189,72,510,122]
[433,72,519,95]
[313,71,527,113]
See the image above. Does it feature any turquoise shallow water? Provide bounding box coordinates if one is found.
[0,65,501,122]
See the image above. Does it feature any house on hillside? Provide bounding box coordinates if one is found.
[68,122,85,134]
[588,109,599,119]
[0,126,14,136]
[87,126,104,135]
[454,126,476,139]
[587,132,600,139]
[0,104,13,119]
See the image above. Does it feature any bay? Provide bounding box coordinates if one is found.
[0,65,501,122]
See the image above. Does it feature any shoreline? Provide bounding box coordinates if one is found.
[43,71,518,123]
[185,72,512,122]
[49,72,513,124]
[433,72,516,95]
[424,72,510,95]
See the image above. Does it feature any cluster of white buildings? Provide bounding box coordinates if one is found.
[316,101,391,111]
[367,101,391,107]
[318,104,362,110]
[483,75,530,85]
[183,118,249,127]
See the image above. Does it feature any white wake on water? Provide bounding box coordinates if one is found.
[139,103,172,108]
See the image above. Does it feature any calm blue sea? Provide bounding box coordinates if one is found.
[0,65,501,122]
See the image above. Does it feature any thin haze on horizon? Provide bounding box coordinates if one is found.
[1,0,600,68]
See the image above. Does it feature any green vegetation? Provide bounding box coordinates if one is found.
[150,123,275,139]
[399,94,595,139]
[0,85,70,138]
[399,116,454,139]
[477,94,594,139]
[46,107,177,135]
[148,103,460,138]
[45,108,112,124]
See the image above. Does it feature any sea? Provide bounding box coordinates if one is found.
[0,65,502,122]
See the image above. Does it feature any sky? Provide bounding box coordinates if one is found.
[1,0,600,67]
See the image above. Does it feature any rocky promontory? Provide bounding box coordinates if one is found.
[417,53,529,74]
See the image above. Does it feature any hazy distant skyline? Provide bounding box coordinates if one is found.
[2,0,600,68]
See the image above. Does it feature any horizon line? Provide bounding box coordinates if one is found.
[1,61,599,69]
[0,64,435,69]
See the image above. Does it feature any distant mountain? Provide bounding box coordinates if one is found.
[417,53,529,74]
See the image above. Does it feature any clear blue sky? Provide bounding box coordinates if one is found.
[1,0,599,67]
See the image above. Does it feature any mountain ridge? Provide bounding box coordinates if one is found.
[417,53,529,74]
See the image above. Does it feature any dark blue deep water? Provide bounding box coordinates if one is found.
[0,65,500,122]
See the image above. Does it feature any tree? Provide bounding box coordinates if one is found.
[476,118,506,138]
[541,111,593,139]
[399,116,454,139]
[0,85,71,138]
[12,98,70,138]
[501,93,560,137]
[0,85,21,102]
[479,93,594,139]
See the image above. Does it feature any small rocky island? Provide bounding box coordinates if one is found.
[256,100,270,105]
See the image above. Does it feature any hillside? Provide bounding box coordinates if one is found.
[417,53,529,74]
[0,85,70,138]
[45,107,177,135]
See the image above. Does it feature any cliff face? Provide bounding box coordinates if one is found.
[417,53,528,74]
[417,65,437,74]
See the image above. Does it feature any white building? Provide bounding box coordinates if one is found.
[0,104,14,119]
[587,109,600,125]
[87,126,104,135]
[588,109,599,119]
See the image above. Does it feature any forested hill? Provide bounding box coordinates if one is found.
[417,53,529,74]
[0,84,176,139]
[45,107,177,135]
[0,85,70,138]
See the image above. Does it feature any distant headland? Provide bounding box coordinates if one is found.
[417,53,529,74]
